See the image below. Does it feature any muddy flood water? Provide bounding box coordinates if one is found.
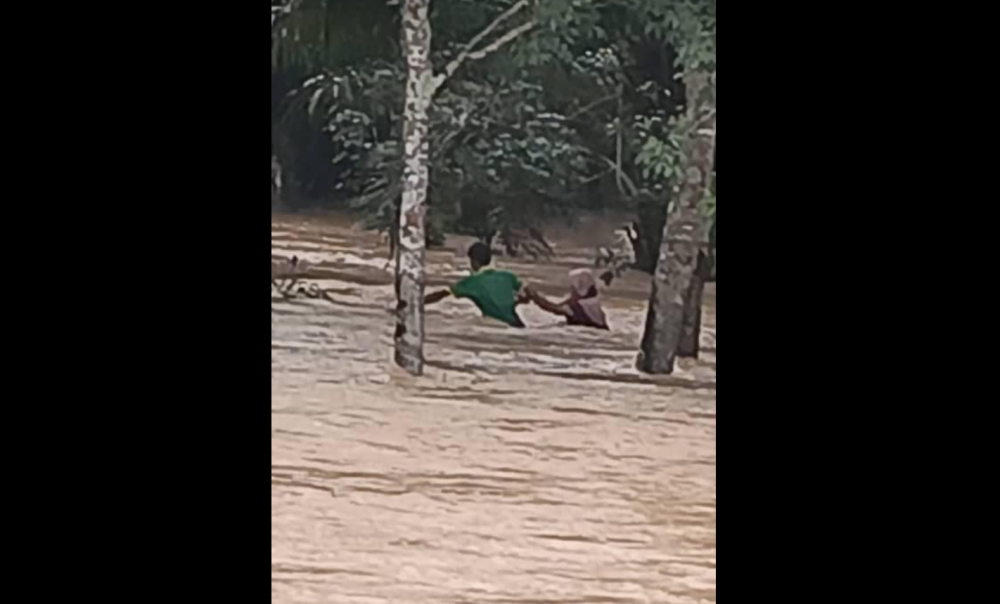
[271,214,716,603]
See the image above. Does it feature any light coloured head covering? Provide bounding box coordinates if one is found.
[569,268,597,297]
[568,269,607,328]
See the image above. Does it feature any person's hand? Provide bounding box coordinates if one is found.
[425,289,452,305]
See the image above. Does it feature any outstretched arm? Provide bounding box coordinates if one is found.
[425,289,452,305]
[525,287,570,317]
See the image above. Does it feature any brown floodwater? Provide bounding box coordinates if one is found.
[272,213,716,603]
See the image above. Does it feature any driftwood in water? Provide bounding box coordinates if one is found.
[271,256,336,304]
[272,281,337,304]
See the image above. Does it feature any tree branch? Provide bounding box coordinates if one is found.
[596,154,639,197]
[460,0,530,59]
[431,0,536,95]
[463,19,536,65]
[567,92,620,121]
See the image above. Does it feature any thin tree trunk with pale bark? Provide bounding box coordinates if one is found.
[393,0,536,375]
[638,71,716,374]
[394,0,433,374]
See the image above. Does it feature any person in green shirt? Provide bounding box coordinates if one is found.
[425,242,528,327]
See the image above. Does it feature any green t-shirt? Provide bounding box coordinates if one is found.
[451,269,525,327]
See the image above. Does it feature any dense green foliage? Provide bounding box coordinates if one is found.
[271,0,715,261]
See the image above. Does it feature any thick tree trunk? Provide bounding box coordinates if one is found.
[633,191,669,274]
[638,71,716,374]
[677,250,711,358]
[394,0,433,375]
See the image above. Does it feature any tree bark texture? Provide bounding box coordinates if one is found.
[392,0,535,375]
[394,0,433,375]
[633,191,669,274]
[638,71,716,374]
[677,250,712,358]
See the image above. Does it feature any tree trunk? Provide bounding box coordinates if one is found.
[391,0,534,374]
[638,71,716,374]
[394,0,433,375]
[633,191,669,274]
[677,250,711,358]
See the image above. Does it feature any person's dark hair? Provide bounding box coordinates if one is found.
[467,242,492,267]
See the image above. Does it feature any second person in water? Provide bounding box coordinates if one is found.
[527,268,609,330]
[425,242,609,330]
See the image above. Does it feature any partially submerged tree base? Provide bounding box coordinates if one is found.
[393,0,538,375]
[677,249,711,358]
[392,0,433,376]
[637,71,716,375]
[637,237,701,374]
